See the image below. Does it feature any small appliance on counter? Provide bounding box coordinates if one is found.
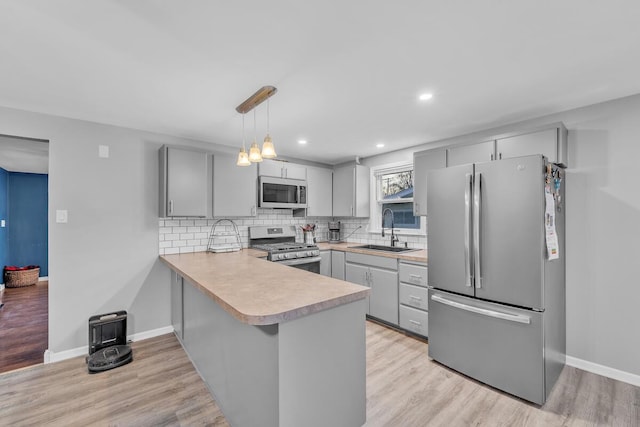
[328,221,341,243]
[86,310,133,373]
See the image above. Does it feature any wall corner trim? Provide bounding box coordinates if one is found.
[565,355,640,387]
[44,325,175,364]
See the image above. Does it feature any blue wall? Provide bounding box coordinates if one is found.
[7,172,48,276]
[0,167,7,278]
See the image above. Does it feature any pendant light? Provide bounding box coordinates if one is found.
[248,109,263,162]
[236,114,250,166]
[235,86,277,166]
[261,98,277,159]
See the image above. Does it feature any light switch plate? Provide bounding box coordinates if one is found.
[98,145,110,158]
[56,210,68,223]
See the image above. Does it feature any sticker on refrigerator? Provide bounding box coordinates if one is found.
[545,186,560,260]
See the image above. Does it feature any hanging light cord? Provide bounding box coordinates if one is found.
[266,99,270,135]
[242,114,246,149]
[254,109,257,143]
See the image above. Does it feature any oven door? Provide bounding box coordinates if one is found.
[277,256,321,274]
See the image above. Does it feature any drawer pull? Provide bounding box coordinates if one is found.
[409,320,422,326]
[409,274,422,279]
[409,295,422,301]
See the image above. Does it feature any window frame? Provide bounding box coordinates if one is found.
[368,161,426,236]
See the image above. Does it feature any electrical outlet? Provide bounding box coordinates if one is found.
[0,219,5,227]
[99,145,110,158]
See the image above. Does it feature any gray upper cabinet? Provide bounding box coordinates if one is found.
[447,140,495,167]
[496,125,568,166]
[413,148,446,216]
[259,159,307,180]
[213,152,257,217]
[159,145,213,217]
[306,166,333,217]
[333,164,370,217]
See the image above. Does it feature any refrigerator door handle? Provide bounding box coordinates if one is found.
[431,294,531,324]
[473,172,482,288]
[464,173,473,287]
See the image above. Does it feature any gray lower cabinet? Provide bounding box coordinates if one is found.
[331,250,345,280]
[399,261,428,337]
[171,271,184,340]
[320,250,331,277]
[345,252,398,325]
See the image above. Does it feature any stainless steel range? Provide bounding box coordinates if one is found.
[249,226,321,273]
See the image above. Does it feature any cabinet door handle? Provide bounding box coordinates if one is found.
[414,202,419,215]
[169,200,174,215]
[251,205,256,216]
[409,320,422,326]
[409,295,422,301]
[409,274,422,279]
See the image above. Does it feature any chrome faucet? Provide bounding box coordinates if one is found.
[381,208,399,247]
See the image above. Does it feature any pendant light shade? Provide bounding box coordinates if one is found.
[248,141,263,162]
[236,114,251,166]
[248,110,263,162]
[261,98,277,159]
[261,134,276,158]
[236,148,250,166]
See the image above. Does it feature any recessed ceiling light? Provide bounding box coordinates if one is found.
[376,143,385,148]
[419,93,433,101]
[298,139,307,145]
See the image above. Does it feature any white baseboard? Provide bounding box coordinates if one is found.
[39,276,49,281]
[44,325,175,364]
[0,284,4,291]
[566,355,640,387]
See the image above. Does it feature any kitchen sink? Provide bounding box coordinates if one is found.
[350,244,418,253]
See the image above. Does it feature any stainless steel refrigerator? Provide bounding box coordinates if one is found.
[426,154,565,405]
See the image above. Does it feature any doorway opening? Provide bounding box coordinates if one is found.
[0,134,49,374]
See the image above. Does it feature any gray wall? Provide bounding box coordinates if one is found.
[363,94,640,378]
[0,106,227,353]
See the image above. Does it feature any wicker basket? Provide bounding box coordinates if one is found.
[4,267,40,288]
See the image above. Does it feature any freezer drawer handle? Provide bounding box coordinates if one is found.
[431,294,531,324]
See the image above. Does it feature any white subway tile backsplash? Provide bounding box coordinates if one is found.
[159,211,426,255]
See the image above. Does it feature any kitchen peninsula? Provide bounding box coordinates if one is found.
[160,250,370,427]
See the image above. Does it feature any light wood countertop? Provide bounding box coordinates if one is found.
[316,242,428,263]
[160,250,370,326]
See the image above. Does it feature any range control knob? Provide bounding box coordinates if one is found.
[284,253,291,259]
[306,251,314,256]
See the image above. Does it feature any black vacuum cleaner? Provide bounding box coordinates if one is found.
[86,310,133,373]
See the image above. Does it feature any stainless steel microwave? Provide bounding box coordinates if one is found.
[258,176,307,209]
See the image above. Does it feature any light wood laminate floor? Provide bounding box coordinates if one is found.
[0,321,638,426]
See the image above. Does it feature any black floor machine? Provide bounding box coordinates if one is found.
[86,310,133,373]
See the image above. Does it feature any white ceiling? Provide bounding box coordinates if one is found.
[1,1,640,165]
